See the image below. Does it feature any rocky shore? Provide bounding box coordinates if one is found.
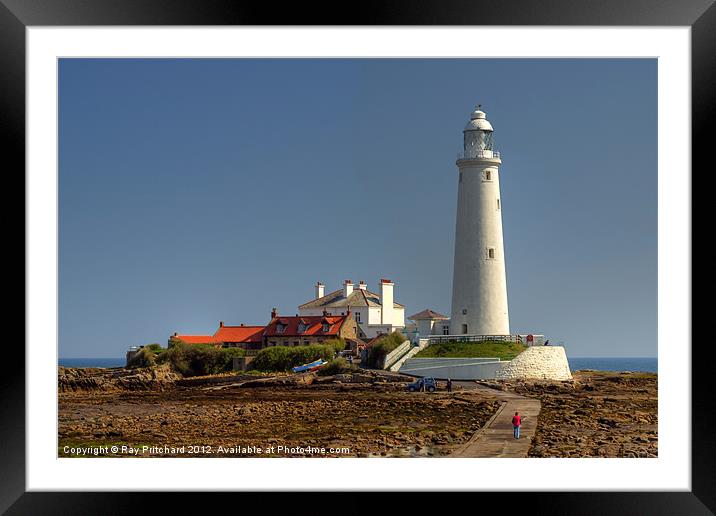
[59,368,499,457]
[58,364,181,392]
[58,367,657,458]
[480,370,658,458]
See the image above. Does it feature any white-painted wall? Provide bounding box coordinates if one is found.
[380,280,394,325]
[368,306,382,325]
[392,307,405,328]
[400,347,571,382]
[399,357,505,380]
[494,346,572,380]
[389,339,430,372]
[367,306,405,338]
[299,280,405,339]
[381,340,412,369]
[416,319,434,337]
[436,320,451,335]
[414,318,449,337]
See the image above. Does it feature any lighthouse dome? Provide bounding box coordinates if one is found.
[464,107,494,132]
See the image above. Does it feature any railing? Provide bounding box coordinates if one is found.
[456,150,500,160]
[427,334,519,344]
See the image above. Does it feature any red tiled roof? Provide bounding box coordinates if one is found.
[174,335,219,345]
[176,316,345,346]
[214,325,265,343]
[264,315,347,337]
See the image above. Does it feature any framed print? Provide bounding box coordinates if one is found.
[4,0,711,513]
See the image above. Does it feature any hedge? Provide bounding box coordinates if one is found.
[152,341,246,377]
[251,344,336,372]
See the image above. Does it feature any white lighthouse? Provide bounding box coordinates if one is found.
[449,106,510,336]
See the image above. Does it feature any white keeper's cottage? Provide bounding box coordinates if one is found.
[298,279,405,339]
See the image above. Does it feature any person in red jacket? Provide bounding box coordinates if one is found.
[512,412,522,439]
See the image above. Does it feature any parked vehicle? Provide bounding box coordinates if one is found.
[407,377,437,392]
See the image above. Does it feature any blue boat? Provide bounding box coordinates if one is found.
[292,359,327,373]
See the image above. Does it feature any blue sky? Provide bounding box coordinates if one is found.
[59,58,657,358]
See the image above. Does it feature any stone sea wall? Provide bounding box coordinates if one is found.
[494,346,572,381]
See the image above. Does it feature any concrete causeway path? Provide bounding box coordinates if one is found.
[342,369,542,458]
[450,382,541,458]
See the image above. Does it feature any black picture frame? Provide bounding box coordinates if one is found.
[4,0,709,513]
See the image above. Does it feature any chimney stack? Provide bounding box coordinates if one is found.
[315,281,324,299]
[219,321,224,328]
[358,280,367,290]
[271,307,277,319]
[380,278,395,326]
[343,279,354,298]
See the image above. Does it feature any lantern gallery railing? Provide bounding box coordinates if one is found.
[456,150,501,160]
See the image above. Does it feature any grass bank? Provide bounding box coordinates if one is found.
[415,340,526,361]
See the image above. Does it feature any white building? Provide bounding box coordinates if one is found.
[298,279,405,339]
[408,309,450,338]
[450,106,510,336]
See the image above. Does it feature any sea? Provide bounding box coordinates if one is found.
[567,357,657,373]
[58,356,658,373]
[59,357,126,368]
